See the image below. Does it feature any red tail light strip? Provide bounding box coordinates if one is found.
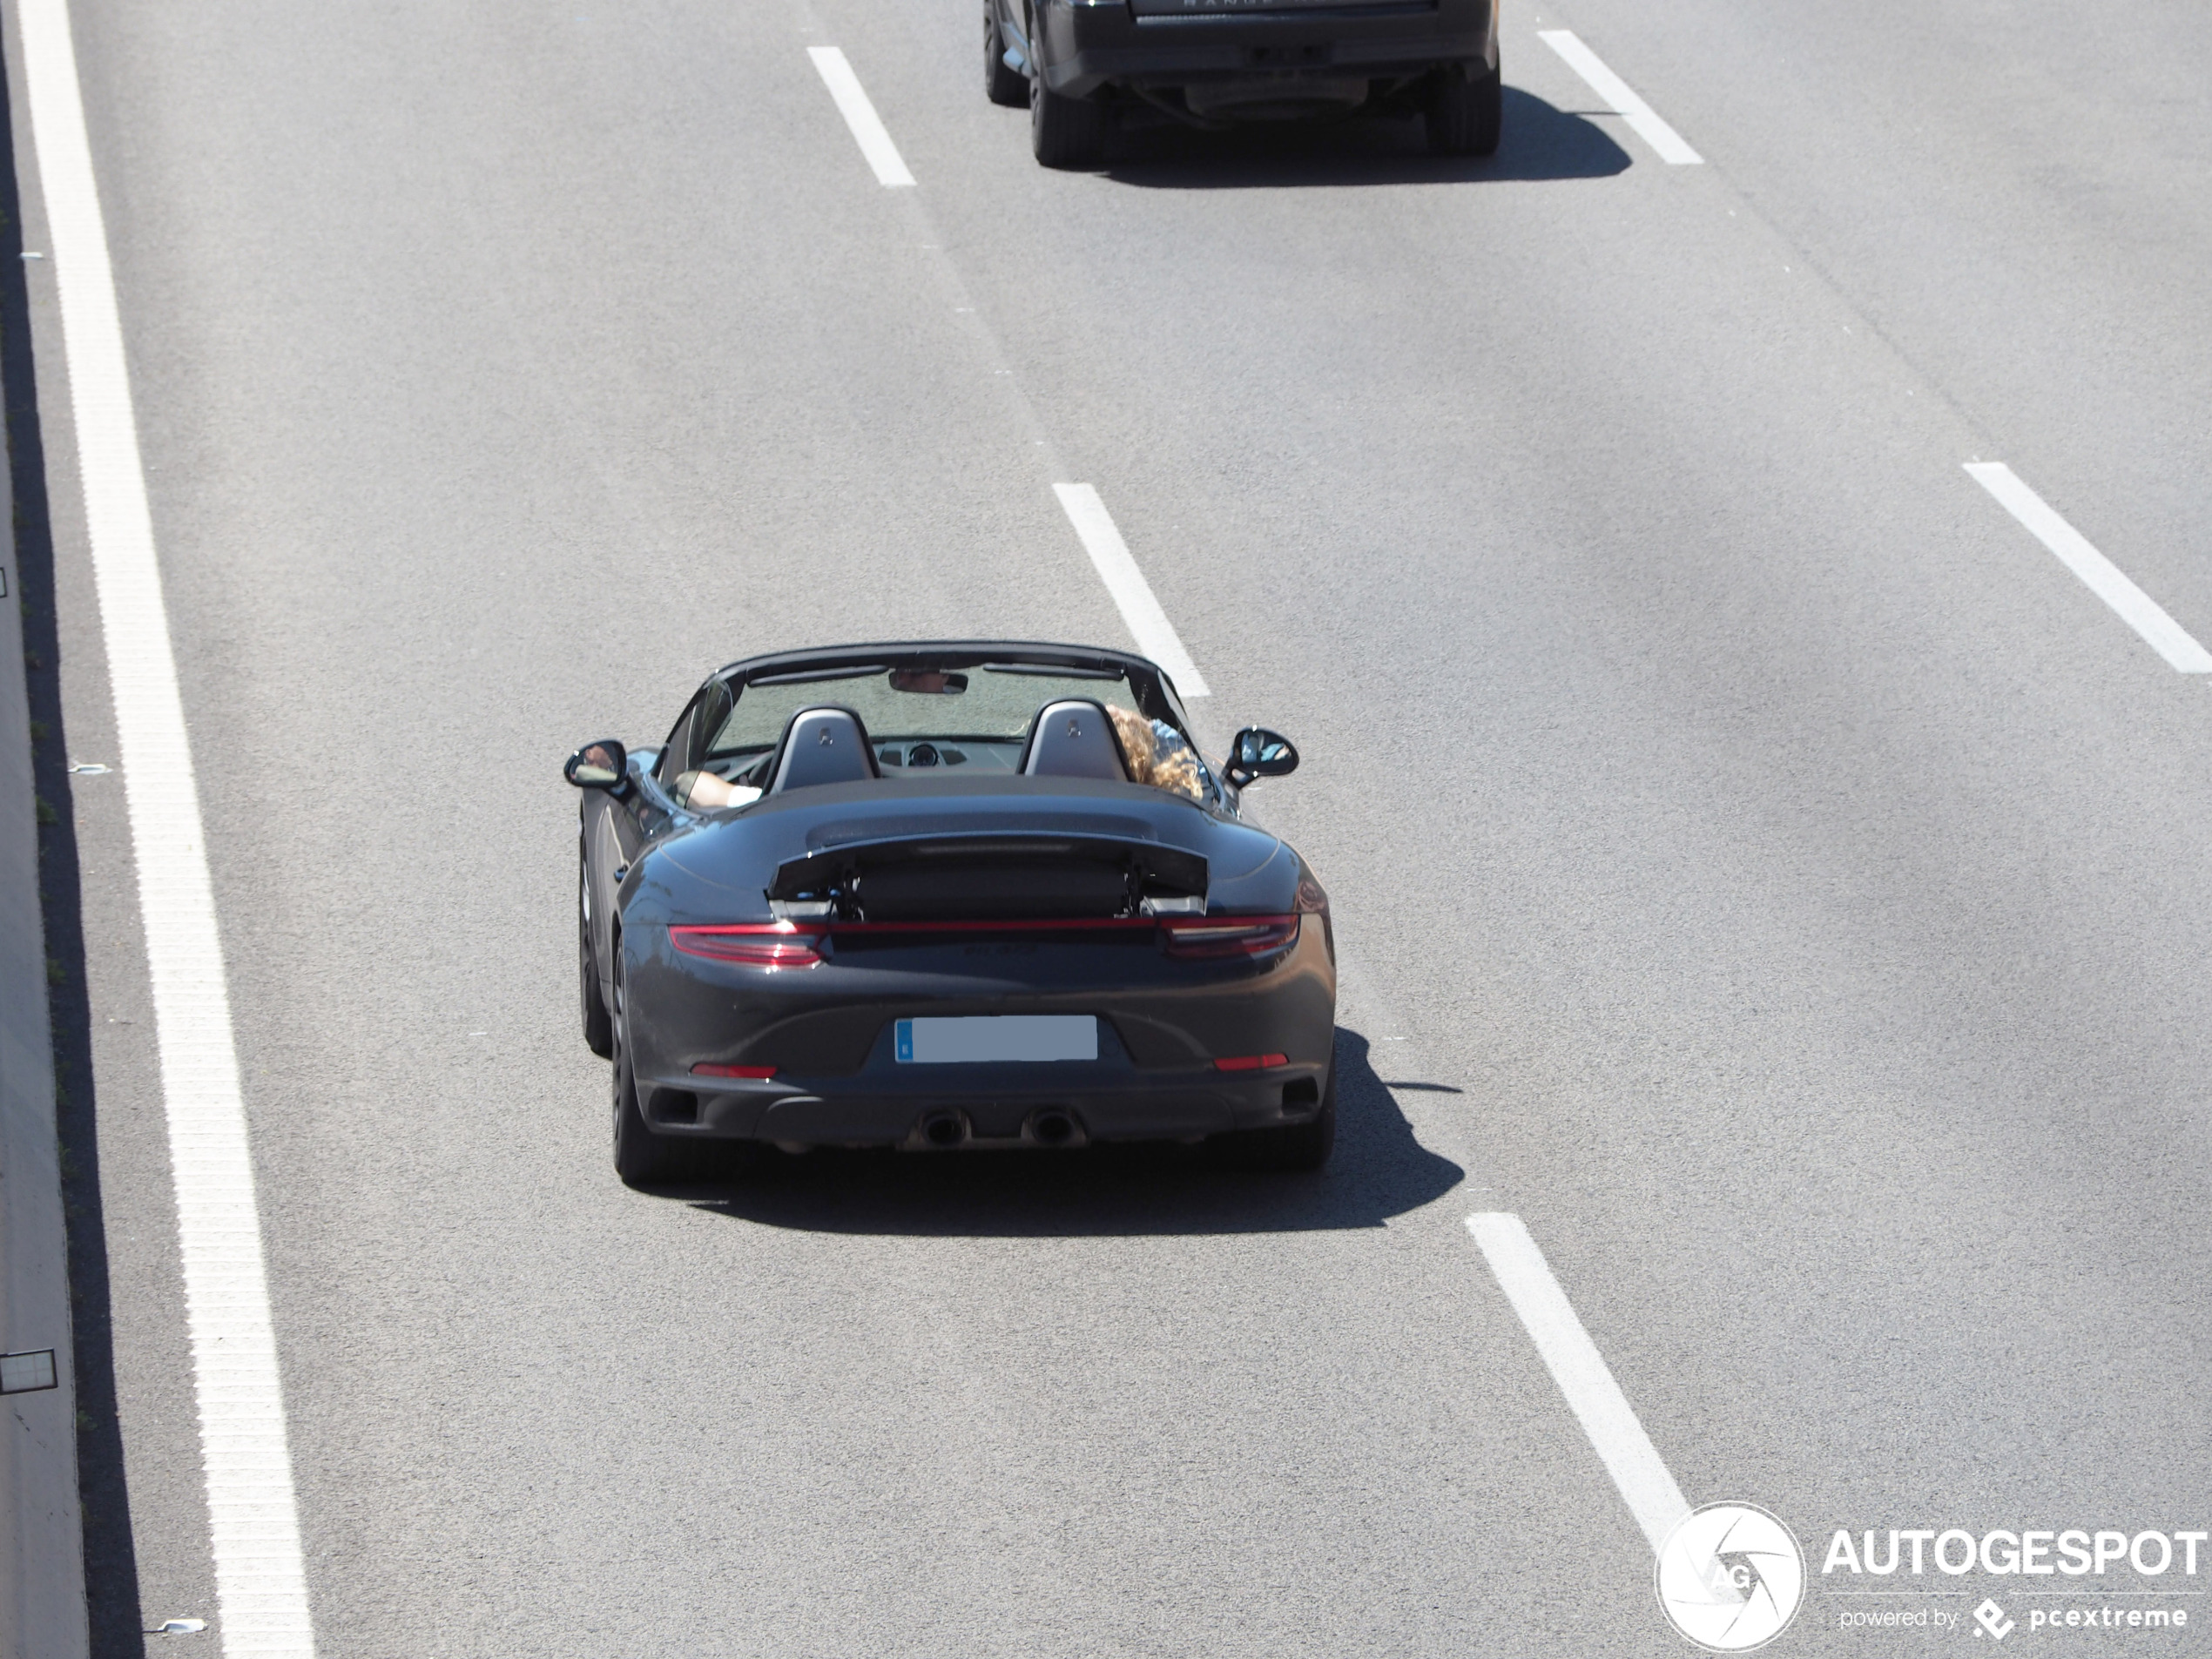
[668,924,826,968]
[1159,915,1300,960]
[830,918,1158,935]
[1215,1054,1291,1071]
[691,1062,779,1079]
[670,914,1301,964]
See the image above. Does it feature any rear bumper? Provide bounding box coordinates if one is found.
[637,1058,1327,1148]
[622,914,1336,1145]
[1037,0,1495,98]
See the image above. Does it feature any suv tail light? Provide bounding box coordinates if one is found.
[668,923,826,968]
[1214,1053,1289,1071]
[1159,915,1300,961]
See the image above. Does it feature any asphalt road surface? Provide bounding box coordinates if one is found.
[13,0,2211,1652]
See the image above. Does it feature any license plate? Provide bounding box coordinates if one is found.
[894,1015,1097,1064]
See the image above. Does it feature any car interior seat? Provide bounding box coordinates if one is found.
[766,705,881,793]
[1019,699,1130,781]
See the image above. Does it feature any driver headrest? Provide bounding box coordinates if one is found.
[1020,699,1130,782]
[767,706,880,793]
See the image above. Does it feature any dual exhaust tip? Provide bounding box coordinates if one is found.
[915,1107,1084,1150]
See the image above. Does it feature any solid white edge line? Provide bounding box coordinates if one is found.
[15,1,318,1655]
[806,46,916,188]
[1467,1214,1690,1555]
[1052,484,1211,698]
[1964,463,2212,673]
[1537,30,1703,165]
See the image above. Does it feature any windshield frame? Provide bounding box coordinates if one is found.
[684,642,1203,762]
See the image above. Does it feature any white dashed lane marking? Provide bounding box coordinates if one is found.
[1053,484,1212,698]
[1467,1214,1692,1554]
[792,52,1233,698]
[17,0,319,1650]
[1965,462,2212,672]
[808,46,916,187]
[1538,30,1703,165]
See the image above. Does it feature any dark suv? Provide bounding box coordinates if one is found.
[985,0,1500,167]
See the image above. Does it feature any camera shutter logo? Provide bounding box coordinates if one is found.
[1656,1502,1807,1652]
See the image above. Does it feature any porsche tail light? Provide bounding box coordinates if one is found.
[1159,915,1300,961]
[668,923,825,968]
[1214,1053,1289,1071]
[691,1062,779,1079]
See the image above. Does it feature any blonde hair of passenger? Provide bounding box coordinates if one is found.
[1108,706,1204,800]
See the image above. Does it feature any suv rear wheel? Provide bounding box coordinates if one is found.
[985,2,1027,106]
[1426,60,1502,157]
[1032,70,1109,169]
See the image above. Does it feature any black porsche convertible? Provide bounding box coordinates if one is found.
[565,641,1335,1186]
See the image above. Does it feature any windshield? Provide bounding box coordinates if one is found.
[704,664,1152,757]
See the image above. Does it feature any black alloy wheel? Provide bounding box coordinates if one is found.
[985,1,1027,106]
[1425,59,1502,157]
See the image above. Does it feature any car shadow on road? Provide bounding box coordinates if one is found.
[1101,85,1629,186]
[686,1028,1463,1236]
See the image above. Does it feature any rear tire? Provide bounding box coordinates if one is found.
[579,866,613,1058]
[612,1048,671,1188]
[985,2,1027,107]
[610,961,719,1189]
[1032,72,1109,169]
[1425,59,1502,157]
[1211,1068,1337,1172]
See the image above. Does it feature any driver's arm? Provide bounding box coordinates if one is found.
[675,771,756,810]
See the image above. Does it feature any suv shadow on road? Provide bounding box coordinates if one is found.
[687,1028,1462,1236]
[1101,86,1629,186]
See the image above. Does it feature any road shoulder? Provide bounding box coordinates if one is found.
[0,305,89,1654]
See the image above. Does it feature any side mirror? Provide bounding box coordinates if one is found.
[564,738,629,791]
[1225,727,1298,788]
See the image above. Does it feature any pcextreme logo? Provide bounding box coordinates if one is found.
[1966,1596,2194,1640]
[1657,1503,1808,1652]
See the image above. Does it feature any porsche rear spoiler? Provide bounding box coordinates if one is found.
[768,833,1208,922]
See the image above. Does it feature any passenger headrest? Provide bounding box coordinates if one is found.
[767,706,880,793]
[1019,699,1130,782]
